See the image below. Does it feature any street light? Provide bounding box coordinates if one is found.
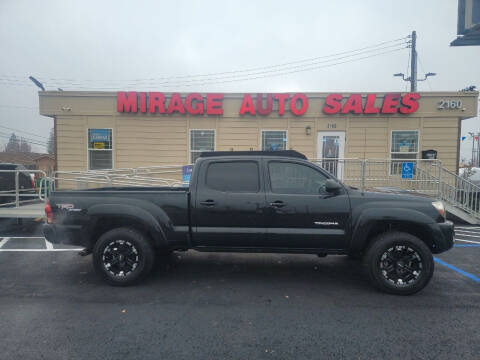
[28,76,45,91]
[418,72,436,82]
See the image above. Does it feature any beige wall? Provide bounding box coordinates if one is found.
[42,91,478,174]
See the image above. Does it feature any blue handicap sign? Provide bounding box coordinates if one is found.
[401,162,414,179]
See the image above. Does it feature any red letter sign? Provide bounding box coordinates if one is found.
[185,93,204,115]
[256,94,273,116]
[206,93,224,115]
[239,94,256,115]
[290,93,308,116]
[322,94,343,114]
[167,93,186,114]
[139,92,147,113]
[363,94,380,114]
[399,93,420,114]
[341,94,363,114]
[149,92,166,113]
[274,93,289,115]
[381,93,401,114]
[117,91,137,113]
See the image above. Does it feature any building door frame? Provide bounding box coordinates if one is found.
[317,131,346,179]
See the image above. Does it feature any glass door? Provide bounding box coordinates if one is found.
[317,131,345,179]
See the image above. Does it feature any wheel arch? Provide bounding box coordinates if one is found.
[351,208,437,253]
[87,204,169,249]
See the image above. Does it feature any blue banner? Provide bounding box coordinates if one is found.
[90,129,110,142]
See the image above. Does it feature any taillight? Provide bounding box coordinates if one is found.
[45,200,53,224]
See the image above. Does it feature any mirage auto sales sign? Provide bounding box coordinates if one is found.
[117,91,420,116]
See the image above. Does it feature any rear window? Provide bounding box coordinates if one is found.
[205,161,259,192]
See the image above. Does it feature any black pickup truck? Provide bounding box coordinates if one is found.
[43,151,454,295]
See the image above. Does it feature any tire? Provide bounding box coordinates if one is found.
[93,227,155,286]
[363,231,434,295]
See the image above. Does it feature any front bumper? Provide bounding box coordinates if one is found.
[43,224,88,247]
[428,220,455,254]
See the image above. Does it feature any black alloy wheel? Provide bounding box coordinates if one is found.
[364,231,434,295]
[102,240,139,278]
[93,227,155,286]
[379,245,423,287]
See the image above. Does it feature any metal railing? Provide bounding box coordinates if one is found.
[0,169,47,208]
[312,158,480,220]
[49,165,188,191]
[15,158,478,220]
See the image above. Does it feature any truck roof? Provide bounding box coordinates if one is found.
[199,150,307,160]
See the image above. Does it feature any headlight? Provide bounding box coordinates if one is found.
[432,201,445,218]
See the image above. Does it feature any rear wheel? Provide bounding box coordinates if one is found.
[363,231,434,295]
[93,227,155,286]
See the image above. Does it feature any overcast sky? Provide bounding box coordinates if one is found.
[0,0,478,160]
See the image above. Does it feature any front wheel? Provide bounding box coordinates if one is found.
[363,231,434,295]
[93,227,155,286]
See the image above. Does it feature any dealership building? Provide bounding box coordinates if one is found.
[39,91,478,175]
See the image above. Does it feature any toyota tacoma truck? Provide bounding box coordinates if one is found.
[43,151,454,295]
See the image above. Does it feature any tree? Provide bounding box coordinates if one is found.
[47,127,55,154]
[19,137,31,153]
[4,133,20,152]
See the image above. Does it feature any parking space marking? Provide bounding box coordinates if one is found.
[0,236,45,239]
[0,237,10,248]
[453,233,480,238]
[455,226,480,230]
[454,244,480,247]
[45,239,53,250]
[0,249,83,252]
[434,257,480,283]
[455,239,480,244]
[454,230,480,236]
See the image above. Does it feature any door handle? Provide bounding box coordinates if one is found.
[270,200,285,208]
[200,199,217,206]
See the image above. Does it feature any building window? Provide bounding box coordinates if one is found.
[190,130,215,163]
[262,130,287,151]
[88,128,113,170]
[390,130,419,174]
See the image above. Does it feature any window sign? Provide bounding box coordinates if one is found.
[182,165,193,183]
[88,128,113,170]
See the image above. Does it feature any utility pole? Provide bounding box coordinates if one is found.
[393,31,435,90]
[410,31,417,92]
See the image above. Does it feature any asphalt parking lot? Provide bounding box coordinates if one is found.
[0,222,479,360]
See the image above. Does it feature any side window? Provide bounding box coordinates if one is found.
[269,161,328,195]
[206,161,259,192]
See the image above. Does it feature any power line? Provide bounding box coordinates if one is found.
[0,124,49,140]
[0,104,37,110]
[0,45,407,90]
[0,36,409,85]
[0,134,48,147]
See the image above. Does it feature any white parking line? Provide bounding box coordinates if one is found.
[45,239,53,250]
[0,249,83,252]
[454,233,480,238]
[0,237,10,248]
[455,227,480,230]
[455,230,480,235]
[0,236,45,239]
[455,238,480,244]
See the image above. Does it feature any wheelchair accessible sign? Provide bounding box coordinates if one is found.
[401,162,414,179]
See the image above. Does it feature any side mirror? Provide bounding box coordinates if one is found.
[324,179,342,193]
